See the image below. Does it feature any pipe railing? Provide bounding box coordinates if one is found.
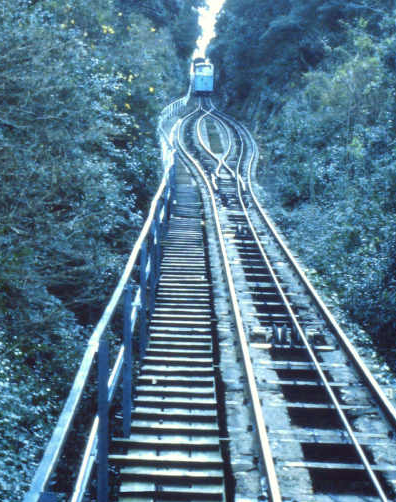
[24,91,191,502]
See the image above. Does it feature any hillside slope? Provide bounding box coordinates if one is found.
[209,0,396,365]
[0,0,201,499]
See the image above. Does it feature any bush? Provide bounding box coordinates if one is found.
[258,15,396,363]
[0,0,194,499]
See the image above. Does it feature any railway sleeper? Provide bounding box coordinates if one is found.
[282,462,394,498]
[154,306,212,315]
[179,107,396,501]
[135,388,215,399]
[113,170,226,502]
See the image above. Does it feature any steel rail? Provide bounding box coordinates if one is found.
[176,107,282,502]
[212,107,390,501]
[201,100,249,191]
[196,104,235,179]
[199,97,235,177]
[196,107,223,177]
[231,111,396,431]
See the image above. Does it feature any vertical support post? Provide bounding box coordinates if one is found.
[123,285,133,438]
[170,162,176,204]
[163,166,173,234]
[154,203,161,282]
[98,337,109,502]
[157,196,165,242]
[149,225,157,318]
[162,189,169,238]
[139,242,148,360]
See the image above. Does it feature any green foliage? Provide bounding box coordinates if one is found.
[209,0,390,116]
[0,0,192,499]
[255,13,396,362]
[209,0,396,362]
[129,0,204,61]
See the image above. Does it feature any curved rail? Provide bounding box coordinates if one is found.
[230,106,396,431]
[191,100,395,501]
[176,106,282,502]
[196,108,235,179]
[247,163,396,426]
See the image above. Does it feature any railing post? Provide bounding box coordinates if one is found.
[148,203,162,320]
[163,166,174,235]
[154,203,161,281]
[170,162,176,203]
[98,337,109,502]
[123,285,133,438]
[139,242,148,360]
[162,186,170,237]
[149,225,157,318]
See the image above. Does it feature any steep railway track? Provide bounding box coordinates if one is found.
[26,97,396,502]
[172,99,396,502]
[111,165,227,501]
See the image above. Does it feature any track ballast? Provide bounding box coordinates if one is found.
[171,98,396,502]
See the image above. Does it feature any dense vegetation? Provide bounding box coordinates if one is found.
[210,1,396,362]
[0,0,201,499]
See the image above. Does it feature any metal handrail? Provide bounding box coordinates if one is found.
[24,90,190,502]
[25,161,174,502]
[158,85,191,146]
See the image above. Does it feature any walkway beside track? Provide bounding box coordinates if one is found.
[110,164,226,501]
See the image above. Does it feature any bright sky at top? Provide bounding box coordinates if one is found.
[194,0,225,59]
